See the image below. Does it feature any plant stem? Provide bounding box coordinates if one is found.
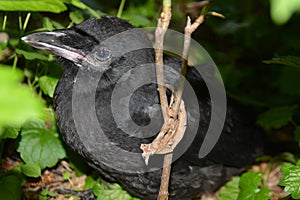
[117,0,126,18]
[2,14,7,31]
[23,12,31,31]
[158,153,173,200]
[18,14,22,32]
[12,55,18,71]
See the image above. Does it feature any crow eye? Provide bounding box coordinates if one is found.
[96,48,111,61]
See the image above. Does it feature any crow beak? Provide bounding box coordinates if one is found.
[22,32,86,64]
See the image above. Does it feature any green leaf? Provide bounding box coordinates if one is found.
[17,120,66,169]
[69,0,88,9]
[63,172,72,180]
[0,175,22,200]
[38,76,59,98]
[69,11,84,24]
[0,126,20,139]
[21,163,41,178]
[40,189,56,197]
[218,177,240,200]
[0,66,44,131]
[270,0,300,25]
[16,49,48,61]
[42,17,64,31]
[89,178,139,200]
[0,41,8,51]
[238,171,269,200]
[122,13,151,27]
[279,162,300,199]
[85,175,97,190]
[40,189,56,200]
[257,105,298,129]
[0,0,67,13]
[263,56,300,68]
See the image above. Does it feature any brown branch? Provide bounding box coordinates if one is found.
[155,19,169,120]
[149,2,224,200]
[154,1,172,199]
[155,0,171,120]
[157,153,173,200]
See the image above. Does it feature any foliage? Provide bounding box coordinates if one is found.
[257,105,298,129]
[270,0,300,25]
[85,176,139,200]
[17,120,66,170]
[218,172,269,200]
[0,66,44,134]
[279,162,300,199]
[0,0,300,199]
[217,177,240,200]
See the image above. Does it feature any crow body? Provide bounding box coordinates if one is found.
[23,16,265,199]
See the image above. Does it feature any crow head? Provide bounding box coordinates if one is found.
[22,16,154,75]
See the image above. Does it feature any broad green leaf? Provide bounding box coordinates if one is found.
[263,56,300,68]
[39,76,59,98]
[257,105,298,129]
[0,175,22,200]
[89,178,139,200]
[270,0,300,25]
[0,0,67,13]
[16,49,48,61]
[238,171,269,200]
[17,120,66,169]
[69,11,84,24]
[21,163,41,178]
[0,126,20,139]
[22,119,45,130]
[217,177,240,200]
[0,66,43,131]
[279,162,300,199]
[122,14,151,27]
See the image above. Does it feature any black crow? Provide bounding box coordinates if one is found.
[22,16,265,199]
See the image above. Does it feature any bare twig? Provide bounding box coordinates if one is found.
[154,1,173,199]
[155,0,172,119]
[147,2,224,199]
[157,153,173,200]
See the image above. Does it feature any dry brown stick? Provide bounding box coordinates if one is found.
[173,15,205,116]
[157,11,212,200]
[155,0,171,119]
[155,1,172,200]
[157,153,173,200]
